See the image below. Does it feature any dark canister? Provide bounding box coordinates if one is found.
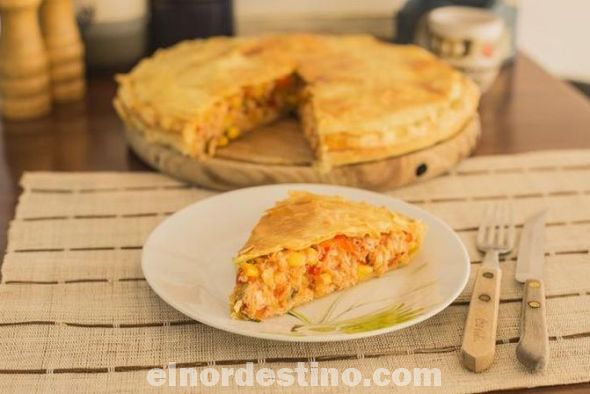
[150,0,233,50]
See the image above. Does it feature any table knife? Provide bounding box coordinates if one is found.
[515,210,549,371]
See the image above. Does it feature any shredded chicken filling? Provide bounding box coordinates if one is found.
[231,231,418,321]
[204,74,301,155]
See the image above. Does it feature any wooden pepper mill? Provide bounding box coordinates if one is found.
[0,0,52,120]
[40,0,85,103]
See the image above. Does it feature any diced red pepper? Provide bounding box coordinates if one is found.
[273,285,285,297]
[322,235,355,254]
[307,265,321,276]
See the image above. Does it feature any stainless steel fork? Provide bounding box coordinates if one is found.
[461,203,515,372]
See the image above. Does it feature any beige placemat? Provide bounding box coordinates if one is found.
[1,150,589,393]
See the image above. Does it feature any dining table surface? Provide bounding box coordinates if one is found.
[1,52,590,393]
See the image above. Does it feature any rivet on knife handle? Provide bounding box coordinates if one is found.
[461,266,502,372]
[516,279,549,371]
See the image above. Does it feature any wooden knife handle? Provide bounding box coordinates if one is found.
[516,279,549,371]
[461,265,502,372]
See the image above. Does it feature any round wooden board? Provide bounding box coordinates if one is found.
[125,116,480,191]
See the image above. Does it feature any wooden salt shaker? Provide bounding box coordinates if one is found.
[40,0,86,102]
[0,0,52,120]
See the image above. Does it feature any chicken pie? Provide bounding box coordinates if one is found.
[114,34,479,169]
[230,192,425,320]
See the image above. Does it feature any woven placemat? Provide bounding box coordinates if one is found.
[1,150,590,393]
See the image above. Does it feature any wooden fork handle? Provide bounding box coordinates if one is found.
[516,279,549,371]
[461,265,502,372]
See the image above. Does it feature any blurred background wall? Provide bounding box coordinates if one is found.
[517,0,590,83]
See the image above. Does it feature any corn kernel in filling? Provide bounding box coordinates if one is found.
[207,74,301,155]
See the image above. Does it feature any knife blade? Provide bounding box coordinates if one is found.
[515,209,549,371]
[515,210,547,283]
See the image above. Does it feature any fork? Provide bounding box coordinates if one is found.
[461,203,515,372]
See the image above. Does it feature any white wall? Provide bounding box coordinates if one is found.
[518,0,590,82]
[235,0,590,82]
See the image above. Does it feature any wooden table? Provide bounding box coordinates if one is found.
[1,54,589,393]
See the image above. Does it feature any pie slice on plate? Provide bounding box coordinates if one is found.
[114,34,479,169]
[230,191,425,320]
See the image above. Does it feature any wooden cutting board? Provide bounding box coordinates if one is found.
[125,116,480,191]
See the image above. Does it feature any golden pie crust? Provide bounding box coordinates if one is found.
[114,34,480,169]
[235,191,424,264]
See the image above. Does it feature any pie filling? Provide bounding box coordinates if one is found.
[202,74,302,155]
[230,231,419,321]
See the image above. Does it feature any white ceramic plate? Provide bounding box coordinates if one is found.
[142,184,470,342]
